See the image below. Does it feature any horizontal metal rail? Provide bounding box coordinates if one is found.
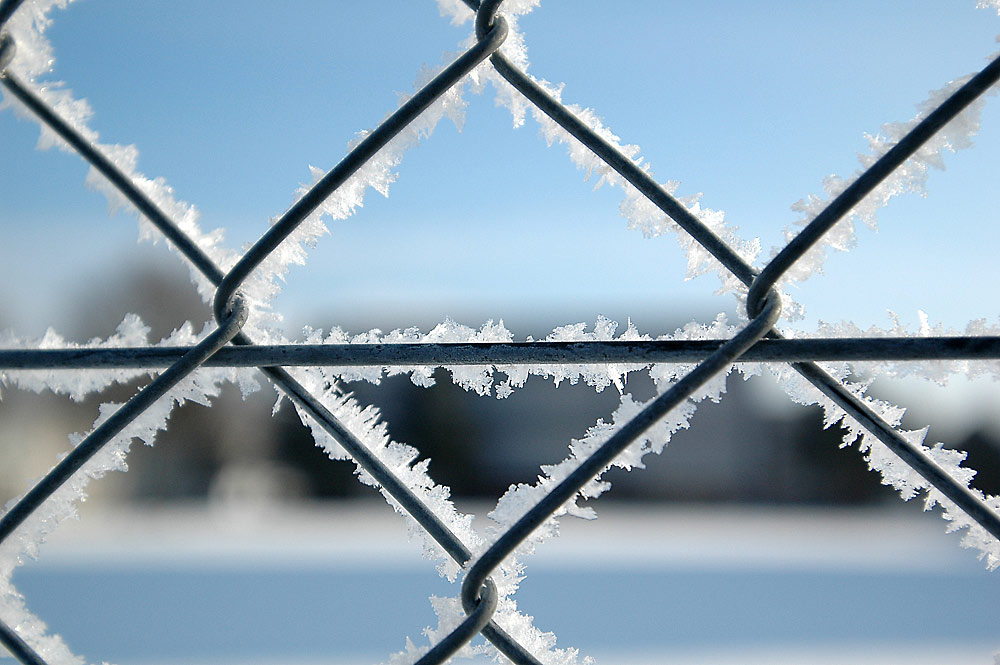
[2,336,999,369]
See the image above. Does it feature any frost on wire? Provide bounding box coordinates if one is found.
[1,1,1000,664]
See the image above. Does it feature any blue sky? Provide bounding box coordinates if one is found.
[1,0,998,347]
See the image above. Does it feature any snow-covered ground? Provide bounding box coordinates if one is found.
[10,501,999,665]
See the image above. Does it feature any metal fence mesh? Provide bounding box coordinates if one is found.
[2,1,1000,663]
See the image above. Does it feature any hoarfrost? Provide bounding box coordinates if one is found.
[306,316,656,400]
[395,3,1000,659]
[773,75,998,299]
[0,326,249,665]
[794,312,1000,385]
[1,8,495,647]
[0,315,150,401]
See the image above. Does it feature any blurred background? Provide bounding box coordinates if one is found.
[1,1,1000,663]
[1,252,999,510]
[1,0,998,510]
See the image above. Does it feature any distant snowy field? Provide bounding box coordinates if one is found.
[11,502,999,665]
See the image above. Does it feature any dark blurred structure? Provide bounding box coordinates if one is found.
[112,366,1000,505]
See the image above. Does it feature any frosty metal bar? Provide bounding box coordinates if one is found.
[0,0,25,31]
[794,357,1000,539]
[415,578,499,665]
[1,17,238,665]
[475,12,756,287]
[2,1,999,663]
[0,621,47,665]
[0,31,12,70]
[448,293,783,665]
[734,51,1000,540]
[0,16,542,665]
[0,300,247,664]
[7,16,541,665]
[0,300,247,545]
[0,71,226,285]
[471,1,1000,547]
[746,53,1000,318]
[0,17,538,665]
[0,2,502,561]
[3,336,1000,369]
[248,365,543,665]
[198,14,541,663]
[211,17,508,324]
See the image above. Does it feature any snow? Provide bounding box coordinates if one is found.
[12,504,1000,665]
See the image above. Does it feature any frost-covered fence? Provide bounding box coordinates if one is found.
[2,0,1000,664]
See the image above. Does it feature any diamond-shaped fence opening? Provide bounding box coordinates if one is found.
[1,1,1000,664]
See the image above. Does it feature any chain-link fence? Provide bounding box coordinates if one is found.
[2,1,1000,663]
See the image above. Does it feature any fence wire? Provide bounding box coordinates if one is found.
[1,1,1000,664]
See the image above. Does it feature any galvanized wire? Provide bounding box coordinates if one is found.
[3,336,1000,369]
[1,2,1000,664]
